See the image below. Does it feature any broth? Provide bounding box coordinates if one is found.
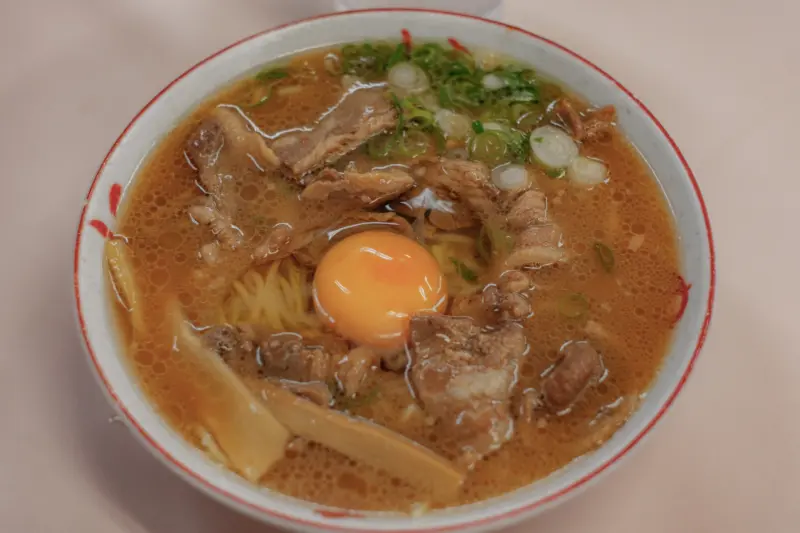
[108,41,681,512]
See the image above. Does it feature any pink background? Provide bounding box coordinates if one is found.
[1,0,798,531]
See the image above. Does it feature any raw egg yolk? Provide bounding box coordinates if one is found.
[313,230,448,348]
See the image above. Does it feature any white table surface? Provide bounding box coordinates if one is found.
[1,1,798,531]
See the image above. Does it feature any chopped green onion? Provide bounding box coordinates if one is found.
[506,90,538,103]
[470,131,509,167]
[438,85,454,108]
[545,168,566,179]
[477,222,515,261]
[390,92,404,137]
[255,68,288,81]
[366,134,395,159]
[491,164,529,191]
[410,43,447,71]
[509,103,532,122]
[435,109,472,140]
[472,120,484,134]
[514,103,545,131]
[594,242,615,272]
[387,43,408,69]
[440,77,487,108]
[469,122,529,166]
[432,128,447,154]
[530,125,579,169]
[366,130,430,159]
[450,258,478,282]
[397,129,430,157]
[558,293,589,318]
[247,86,274,108]
[388,62,430,94]
[567,156,608,187]
[400,97,435,129]
[506,129,530,163]
[341,41,397,79]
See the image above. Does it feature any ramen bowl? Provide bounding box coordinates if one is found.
[73,9,715,532]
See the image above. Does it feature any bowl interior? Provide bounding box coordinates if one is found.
[74,9,713,533]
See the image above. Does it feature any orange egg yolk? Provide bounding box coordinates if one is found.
[313,230,448,348]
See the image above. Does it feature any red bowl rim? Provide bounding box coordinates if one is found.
[73,8,716,532]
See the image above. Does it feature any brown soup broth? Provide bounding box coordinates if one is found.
[110,45,680,511]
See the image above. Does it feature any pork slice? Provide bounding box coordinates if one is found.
[187,107,279,194]
[203,326,339,389]
[506,189,548,230]
[505,223,566,268]
[450,270,533,324]
[272,88,397,176]
[554,98,616,143]
[335,346,378,397]
[541,341,604,413]
[554,99,585,142]
[409,315,527,469]
[483,286,532,322]
[257,333,333,383]
[301,167,415,206]
[427,205,476,231]
[188,199,243,250]
[252,223,311,264]
[391,186,477,231]
[207,107,280,169]
[582,106,617,143]
[497,269,533,293]
[203,325,253,356]
[185,107,280,250]
[428,159,500,221]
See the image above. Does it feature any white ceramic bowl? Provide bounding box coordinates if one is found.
[73,9,715,533]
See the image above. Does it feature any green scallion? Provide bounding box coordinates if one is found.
[594,242,615,272]
[450,258,478,282]
[255,68,289,81]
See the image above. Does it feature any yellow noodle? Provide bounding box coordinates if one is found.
[429,240,486,296]
[430,232,476,245]
[223,259,320,333]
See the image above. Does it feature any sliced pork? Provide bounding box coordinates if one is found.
[506,189,548,230]
[202,326,339,391]
[554,98,616,143]
[272,88,397,176]
[188,199,243,251]
[541,341,604,413]
[505,223,566,268]
[426,159,500,221]
[450,270,533,324]
[185,107,279,250]
[187,107,279,196]
[301,167,415,206]
[409,315,527,469]
[252,223,300,263]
